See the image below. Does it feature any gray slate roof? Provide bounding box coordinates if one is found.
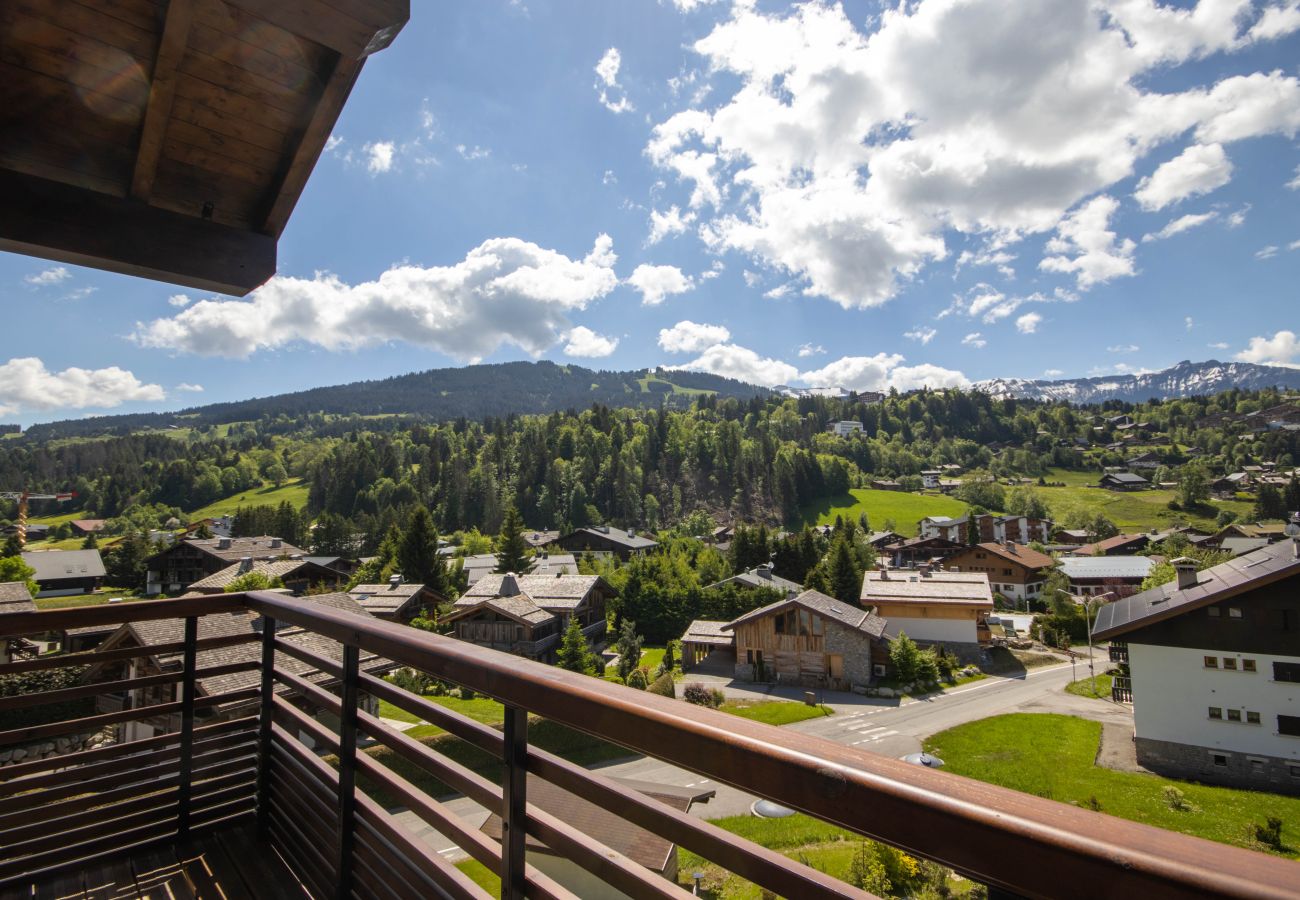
[458,573,604,611]
[163,536,305,564]
[707,566,802,597]
[0,581,35,613]
[679,619,733,646]
[21,549,106,581]
[1057,556,1155,580]
[724,589,888,638]
[861,570,993,605]
[1094,539,1300,640]
[561,525,659,551]
[188,558,323,592]
[348,582,436,616]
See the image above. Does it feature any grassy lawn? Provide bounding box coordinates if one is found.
[25,511,82,527]
[23,537,92,551]
[720,699,833,725]
[1040,469,1253,531]
[924,714,1300,858]
[604,645,668,680]
[1065,674,1114,699]
[376,689,506,736]
[454,859,499,896]
[35,589,145,610]
[798,488,966,534]
[188,478,310,519]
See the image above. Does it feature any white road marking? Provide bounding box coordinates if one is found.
[852,729,898,746]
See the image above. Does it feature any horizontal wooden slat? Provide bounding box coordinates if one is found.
[179,46,309,117]
[0,686,258,746]
[171,69,300,135]
[0,660,258,712]
[62,0,163,34]
[0,727,253,796]
[7,0,160,59]
[0,715,254,780]
[187,18,322,93]
[169,93,290,152]
[0,632,258,676]
[0,595,245,635]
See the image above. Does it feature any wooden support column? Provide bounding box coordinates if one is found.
[256,615,276,835]
[176,615,198,837]
[501,705,528,900]
[335,644,360,900]
[132,0,195,201]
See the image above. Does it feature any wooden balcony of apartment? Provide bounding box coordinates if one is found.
[2,593,1297,900]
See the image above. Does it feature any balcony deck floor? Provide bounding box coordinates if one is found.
[20,823,310,900]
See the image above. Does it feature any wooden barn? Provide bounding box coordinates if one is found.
[722,589,888,691]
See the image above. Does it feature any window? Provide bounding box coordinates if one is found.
[1227,709,1242,722]
[1223,657,1237,671]
[1228,607,1243,618]
[1204,656,1218,668]
[1003,568,1013,576]
[811,614,823,637]
[1290,765,1300,778]
[1249,758,1266,775]
[1280,715,1300,737]
[1242,659,1256,673]
[1275,661,1300,683]
[1208,706,1223,719]
[1207,606,1220,618]
[1211,753,1228,767]
[1247,711,1261,725]
[799,609,811,637]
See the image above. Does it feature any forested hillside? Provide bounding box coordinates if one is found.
[3,387,1297,557]
[21,362,770,441]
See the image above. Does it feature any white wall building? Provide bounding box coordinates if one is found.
[827,420,864,437]
[1094,545,1300,795]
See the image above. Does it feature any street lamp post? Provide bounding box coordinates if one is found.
[1058,588,1097,695]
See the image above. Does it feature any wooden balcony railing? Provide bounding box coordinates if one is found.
[1110,641,1129,663]
[2,593,1298,900]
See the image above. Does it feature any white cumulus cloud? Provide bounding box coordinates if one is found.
[797,343,826,357]
[134,235,620,362]
[562,326,619,358]
[626,264,694,305]
[1141,211,1218,242]
[595,48,633,113]
[647,206,695,244]
[904,327,937,345]
[364,141,396,174]
[1134,143,1233,210]
[644,0,1300,310]
[962,333,987,348]
[0,358,165,416]
[1040,196,1136,289]
[24,267,70,286]
[658,320,731,353]
[1015,312,1042,334]
[1236,330,1300,367]
[674,343,799,386]
[175,383,204,392]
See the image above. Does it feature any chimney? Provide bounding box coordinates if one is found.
[879,564,889,581]
[756,563,772,579]
[500,573,520,596]
[270,538,282,549]
[1005,540,1015,553]
[239,556,253,573]
[627,527,636,538]
[217,537,232,550]
[1172,557,1198,591]
[918,563,932,577]
[388,573,403,589]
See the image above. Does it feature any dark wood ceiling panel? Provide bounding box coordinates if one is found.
[0,0,408,294]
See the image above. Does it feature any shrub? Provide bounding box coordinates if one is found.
[459,686,476,701]
[1162,786,1193,812]
[648,672,676,697]
[1085,795,1103,812]
[1253,816,1283,850]
[683,682,722,707]
[711,687,726,707]
[391,668,432,696]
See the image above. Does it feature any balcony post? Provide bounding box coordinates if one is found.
[335,644,360,900]
[501,705,528,900]
[176,615,198,837]
[256,615,276,835]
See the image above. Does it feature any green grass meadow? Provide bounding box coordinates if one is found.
[188,478,311,520]
[799,488,966,534]
[925,713,1300,857]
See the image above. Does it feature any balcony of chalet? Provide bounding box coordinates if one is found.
[2,593,1298,900]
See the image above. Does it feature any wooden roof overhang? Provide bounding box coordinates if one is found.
[0,0,408,295]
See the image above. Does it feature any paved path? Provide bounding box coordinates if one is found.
[390,647,1131,864]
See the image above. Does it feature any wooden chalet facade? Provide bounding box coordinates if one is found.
[1100,472,1150,491]
[944,542,1054,606]
[347,576,444,622]
[555,525,658,560]
[882,536,965,568]
[723,590,888,691]
[861,568,993,654]
[145,536,304,595]
[443,573,613,661]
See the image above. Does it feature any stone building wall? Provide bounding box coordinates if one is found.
[1135,736,1300,797]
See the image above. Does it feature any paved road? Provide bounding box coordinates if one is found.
[394,648,1132,862]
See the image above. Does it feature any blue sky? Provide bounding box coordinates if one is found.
[2,0,1299,424]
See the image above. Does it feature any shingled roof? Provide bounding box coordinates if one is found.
[457,573,607,611]
[723,589,888,639]
[187,558,328,593]
[861,569,993,606]
[1093,539,1300,640]
[0,582,35,614]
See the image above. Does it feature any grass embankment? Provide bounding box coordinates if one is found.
[799,489,966,535]
[925,713,1300,857]
[720,699,832,725]
[376,694,506,738]
[1065,674,1114,699]
[1040,468,1253,532]
[187,478,311,520]
[34,589,144,610]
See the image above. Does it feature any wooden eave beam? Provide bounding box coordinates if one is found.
[132,0,195,201]
[258,52,362,237]
[0,169,275,296]
[221,0,409,60]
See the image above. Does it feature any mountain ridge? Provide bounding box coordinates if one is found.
[972,359,1300,403]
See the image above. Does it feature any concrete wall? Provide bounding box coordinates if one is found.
[1129,642,1300,772]
[888,615,977,644]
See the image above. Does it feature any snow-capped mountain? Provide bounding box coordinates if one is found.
[973,360,1300,403]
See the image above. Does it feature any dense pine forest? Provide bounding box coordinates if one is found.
[2,387,1297,548]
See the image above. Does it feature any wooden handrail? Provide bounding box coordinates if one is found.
[244,590,1300,900]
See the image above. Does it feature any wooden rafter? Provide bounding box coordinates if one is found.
[131,0,195,201]
[259,51,362,237]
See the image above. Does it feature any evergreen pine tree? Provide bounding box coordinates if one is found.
[81,531,98,549]
[193,522,213,539]
[494,504,530,574]
[614,619,643,680]
[556,616,595,674]
[3,534,22,557]
[828,535,862,604]
[1253,484,1286,521]
[398,507,446,592]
